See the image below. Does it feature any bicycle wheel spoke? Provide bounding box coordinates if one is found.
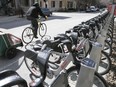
[98,51,111,75]
[67,67,108,87]
[39,23,47,37]
[25,57,41,77]
[22,27,34,44]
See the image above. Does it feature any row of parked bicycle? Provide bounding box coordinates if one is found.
[0,10,115,87]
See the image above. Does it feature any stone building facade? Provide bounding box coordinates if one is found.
[0,0,105,15]
[0,0,77,15]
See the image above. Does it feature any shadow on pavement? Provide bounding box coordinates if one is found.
[0,18,30,29]
[0,15,70,29]
[0,50,24,71]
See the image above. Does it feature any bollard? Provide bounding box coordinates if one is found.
[76,58,96,87]
[97,34,106,49]
[89,38,103,70]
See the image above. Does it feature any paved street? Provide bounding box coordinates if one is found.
[0,12,101,86]
[0,12,100,38]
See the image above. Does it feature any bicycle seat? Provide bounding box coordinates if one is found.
[73,24,83,31]
[33,46,41,51]
[0,69,28,87]
[97,16,102,22]
[54,34,72,44]
[82,24,90,29]
[43,36,72,53]
[65,29,72,34]
[94,18,99,23]
[54,34,74,52]
[42,39,63,53]
[61,39,72,52]
[80,27,89,38]
[89,20,96,28]
[69,32,79,45]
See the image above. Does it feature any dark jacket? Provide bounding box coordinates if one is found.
[26,6,45,18]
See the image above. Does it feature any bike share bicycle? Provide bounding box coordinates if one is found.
[23,37,109,87]
[63,17,111,75]
[22,16,47,44]
[22,11,110,86]
[26,15,110,84]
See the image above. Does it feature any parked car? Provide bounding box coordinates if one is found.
[41,8,52,16]
[86,6,99,12]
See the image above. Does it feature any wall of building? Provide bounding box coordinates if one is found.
[47,0,76,11]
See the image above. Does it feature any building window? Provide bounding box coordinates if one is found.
[59,1,62,8]
[67,1,73,8]
[51,1,55,7]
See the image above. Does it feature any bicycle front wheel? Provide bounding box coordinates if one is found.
[98,51,111,75]
[24,56,41,77]
[67,66,109,87]
[38,23,47,37]
[103,40,112,57]
[22,27,34,44]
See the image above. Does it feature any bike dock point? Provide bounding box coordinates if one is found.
[76,58,97,87]
[75,5,115,87]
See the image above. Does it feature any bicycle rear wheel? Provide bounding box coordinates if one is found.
[67,66,109,87]
[38,23,47,37]
[103,40,112,56]
[98,51,111,75]
[22,27,34,44]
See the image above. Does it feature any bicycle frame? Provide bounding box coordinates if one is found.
[29,46,97,87]
[28,47,74,87]
[37,18,42,27]
[48,52,73,77]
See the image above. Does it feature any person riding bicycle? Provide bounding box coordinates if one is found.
[26,2,47,38]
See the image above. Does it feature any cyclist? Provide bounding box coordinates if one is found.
[26,2,47,38]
